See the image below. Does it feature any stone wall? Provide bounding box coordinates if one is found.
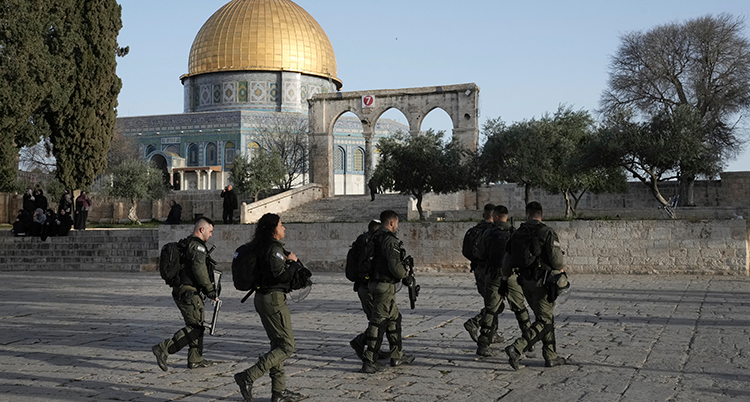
[160,219,749,276]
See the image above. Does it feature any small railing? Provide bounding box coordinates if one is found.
[239,183,324,224]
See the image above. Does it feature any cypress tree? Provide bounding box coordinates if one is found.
[41,0,127,189]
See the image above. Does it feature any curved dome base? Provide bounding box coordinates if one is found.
[183,71,337,114]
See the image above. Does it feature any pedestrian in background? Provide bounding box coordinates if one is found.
[221,185,238,224]
[74,191,92,230]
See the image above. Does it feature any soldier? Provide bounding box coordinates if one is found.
[349,219,382,360]
[475,205,514,356]
[152,217,218,371]
[463,203,503,343]
[360,210,415,373]
[234,213,305,402]
[503,201,568,369]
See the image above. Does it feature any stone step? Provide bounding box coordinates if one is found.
[282,194,411,222]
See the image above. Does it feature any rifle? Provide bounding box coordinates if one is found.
[402,255,420,310]
[204,247,222,336]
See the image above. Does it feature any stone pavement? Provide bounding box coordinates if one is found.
[1,272,749,402]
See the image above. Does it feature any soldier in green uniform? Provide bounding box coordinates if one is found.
[152,217,218,371]
[350,219,381,360]
[463,204,498,342]
[360,210,415,374]
[475,205,514,356]
[504,202,568,369]
[234,213,305,402]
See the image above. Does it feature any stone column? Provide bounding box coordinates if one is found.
[363,125,375,190]
[206,170,213,190]
[310,131,334,197]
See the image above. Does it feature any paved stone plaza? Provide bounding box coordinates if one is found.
[1,272,749,401]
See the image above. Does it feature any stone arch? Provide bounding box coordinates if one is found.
[331,111,364,195]
[309,83,479,197]
[145,144,156,157]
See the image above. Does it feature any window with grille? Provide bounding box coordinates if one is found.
[334,147,345,172]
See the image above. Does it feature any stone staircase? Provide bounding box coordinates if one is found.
[0,229,160,272]
[281,194,412,223]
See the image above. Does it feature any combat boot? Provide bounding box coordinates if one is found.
[349,338,364,361]
[390,354,415,367]
[505,345,522,371]
[463,319,479,342]
[188,360,217,369]
[152,344,168,372]
[545,357,567,367]
[271,389,305,402]
[361,360,384,374]
[234,371,253,402]
[476,344,492,357]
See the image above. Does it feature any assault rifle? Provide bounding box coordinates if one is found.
[402,255,419,309]
[204,246,222,336]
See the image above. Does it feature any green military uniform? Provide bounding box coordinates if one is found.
[239,240,296,394]
[362,227,409,365]
[350,231,376,357]
[504,220,564,366]
[465,220,495,333]
[156,235,215,365]
[476,221,513,351]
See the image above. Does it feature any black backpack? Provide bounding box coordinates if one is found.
[462,223,488,262]
[477,225,513,264]
[232,242,260,291]
[159,238,189,287]
[508,224,542,270]
[345,231,377,282]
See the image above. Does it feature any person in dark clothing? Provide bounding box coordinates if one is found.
[74,191,92,230]
[41,209,57,240]
[30,208,46,236]
[12,209,32,236]
[22,189,36,214]
[34,189,48,211]
[221,185,238,224]
[165,200,182,224]
[55,209,73,236]
[58,190,73,216]
[368,178,378,202]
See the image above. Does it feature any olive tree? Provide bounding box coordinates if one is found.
[108,159,167,224]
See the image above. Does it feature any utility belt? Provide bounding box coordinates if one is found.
[517,263,551,285]
[256,287,287,295]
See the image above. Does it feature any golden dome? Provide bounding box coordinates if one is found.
[185,0,341,88]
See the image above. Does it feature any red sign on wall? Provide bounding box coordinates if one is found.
[362,95,375,108]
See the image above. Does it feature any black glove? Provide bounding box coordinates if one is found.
[498,279,508,297]
[402,276,415,287]
[205,290,217,300]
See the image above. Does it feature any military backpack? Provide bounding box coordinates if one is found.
[159,238,189,287]
[462,223,487,262]
[345,231,377,283]
[232,242,261,292]
[508,224,543,271]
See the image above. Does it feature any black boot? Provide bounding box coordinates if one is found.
[234,371,253,402]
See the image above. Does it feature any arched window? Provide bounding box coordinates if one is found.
[225,141,235,166]
[163,145,179,155]
[145,145,156,157]
[206,143,217,165]
[188,144,199,166]
[353,148,364,172]
[334,146,345,172]
[247,141,261,161]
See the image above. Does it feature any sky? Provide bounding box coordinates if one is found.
[116,0,750,172]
